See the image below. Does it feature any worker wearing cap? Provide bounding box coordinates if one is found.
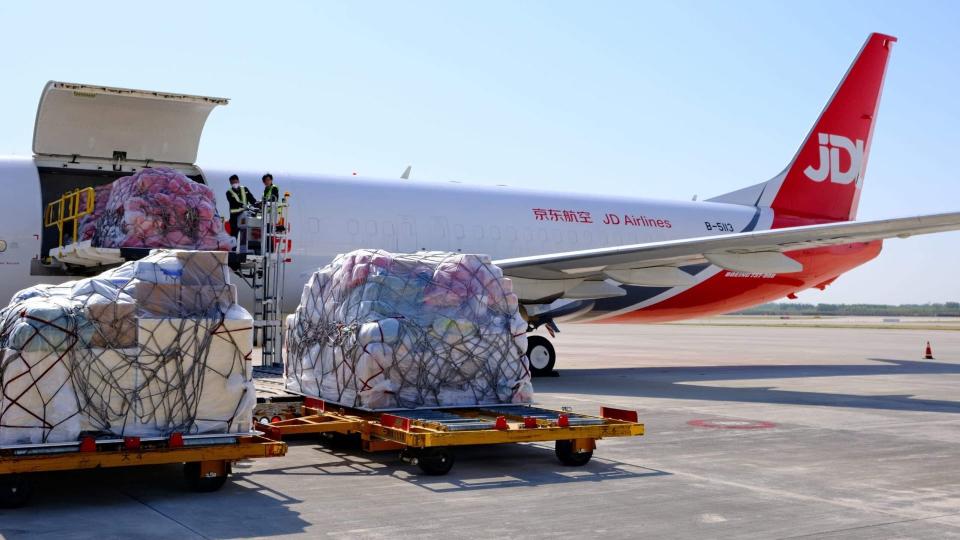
[226,174,257,237]
[262,173,280,203]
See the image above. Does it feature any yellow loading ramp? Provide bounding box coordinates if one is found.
[255,397,644,476]
[0,433,286,508]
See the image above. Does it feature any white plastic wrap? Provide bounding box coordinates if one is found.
[0,250,253,445]
[285,250,533,409]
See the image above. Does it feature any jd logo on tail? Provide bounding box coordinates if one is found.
[804,133,865,185]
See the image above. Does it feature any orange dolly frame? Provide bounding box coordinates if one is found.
[255,397,644,475]
[0,433,287,508]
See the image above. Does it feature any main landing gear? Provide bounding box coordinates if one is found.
[526,319,560,377]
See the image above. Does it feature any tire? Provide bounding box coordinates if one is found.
[184,462,230,493]
[0,474,32,508]
[555,440,593,467]
[526,335,556,377]
[415,448,455,476]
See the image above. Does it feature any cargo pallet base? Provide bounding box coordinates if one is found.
[254,397,644,475]
[0,433,287,508]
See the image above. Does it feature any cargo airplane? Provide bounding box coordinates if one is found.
[2,33,959,374]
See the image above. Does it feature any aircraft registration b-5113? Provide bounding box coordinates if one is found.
[1,32,957,374]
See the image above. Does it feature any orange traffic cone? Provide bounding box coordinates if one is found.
[924,341,934,360]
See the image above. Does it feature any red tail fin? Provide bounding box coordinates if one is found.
[768,33,896,225]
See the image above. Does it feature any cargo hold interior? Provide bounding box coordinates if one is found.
[37,166,206,259]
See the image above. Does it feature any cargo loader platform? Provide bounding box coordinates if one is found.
[254,397,643,476]
[0,433,287,508]
[35,244,253,277]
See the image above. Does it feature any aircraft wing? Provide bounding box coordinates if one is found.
[494,212,960,287]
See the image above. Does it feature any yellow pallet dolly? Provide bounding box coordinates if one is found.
[255,397,644,475]
[0,433,287,508]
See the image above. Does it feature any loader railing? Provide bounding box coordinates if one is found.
[44,187,95,256]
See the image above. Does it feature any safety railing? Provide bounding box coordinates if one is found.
[44,187,95,256]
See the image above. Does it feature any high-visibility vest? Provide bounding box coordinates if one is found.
[228,187,247,214]
[263,184,279,202]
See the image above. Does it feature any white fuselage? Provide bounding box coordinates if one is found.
[213,168,769,313]
[0,157,770,315]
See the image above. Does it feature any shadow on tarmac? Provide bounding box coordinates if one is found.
[0,463,309,539]
[542,358,960,414]
[254,439,668,492]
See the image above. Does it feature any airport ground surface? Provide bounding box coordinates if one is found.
[2,318,960,539]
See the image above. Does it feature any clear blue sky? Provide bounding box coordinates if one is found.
[1,1,958,304]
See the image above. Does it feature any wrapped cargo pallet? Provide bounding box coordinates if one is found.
[77,167,234,250]
[0,250,254,445]
[285,249,533,409]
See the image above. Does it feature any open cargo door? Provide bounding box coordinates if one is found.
[33,81,228,165]
[31,81,230,274]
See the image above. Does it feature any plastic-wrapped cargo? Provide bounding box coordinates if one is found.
[76,167,234,250]
[0,250,254,445]
[285,249,533,409]
[78,182,113,242]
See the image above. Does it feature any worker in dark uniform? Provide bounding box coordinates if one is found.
[261,173,280,203]
[260,172,288,246]
[261,172,287,239]
[226,174,257,237]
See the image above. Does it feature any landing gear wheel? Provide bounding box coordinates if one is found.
[415,447,455,476]
[0,474,33,508]
[183,462,230,492]
[555,440,593,466]
[526,335,556,377]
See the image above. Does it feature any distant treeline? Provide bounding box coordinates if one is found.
[735,302,960,317]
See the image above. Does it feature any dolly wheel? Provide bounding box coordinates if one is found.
[0,474,32,508]
[184,461,230,492]
[415,448,455,476]
[555,440,593,466]
[527,335,556,377]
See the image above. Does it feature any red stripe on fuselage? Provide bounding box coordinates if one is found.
[598,241,882,323]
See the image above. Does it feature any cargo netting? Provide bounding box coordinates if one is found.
[285,249,533,410]
[0,250,254,445]
[78,167,234,250]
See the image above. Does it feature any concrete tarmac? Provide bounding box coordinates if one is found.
[2,321,959,539]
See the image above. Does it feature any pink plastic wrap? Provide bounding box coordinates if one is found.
[84,168,233,250]
[78,183,113,241]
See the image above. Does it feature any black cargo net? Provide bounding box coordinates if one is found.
[0,250,253,445]
[285,250,532,410]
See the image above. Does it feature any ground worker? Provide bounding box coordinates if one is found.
[262,173,280,203]
[261,172,287,237]
[226,174,258,237]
